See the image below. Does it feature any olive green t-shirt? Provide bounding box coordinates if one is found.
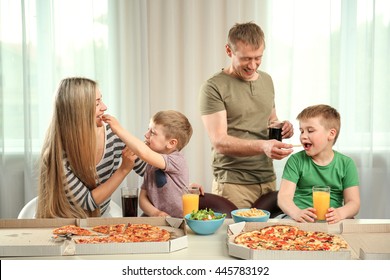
[282,150,360,209]
[199,70,276,184]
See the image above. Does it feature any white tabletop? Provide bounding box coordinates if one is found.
[2,218,390,260]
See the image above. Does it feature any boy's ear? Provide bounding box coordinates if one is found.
[167,138,178,149]
[328,128,337,141]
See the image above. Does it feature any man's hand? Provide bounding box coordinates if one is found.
[263,140,293,160]
[281,120,294,139]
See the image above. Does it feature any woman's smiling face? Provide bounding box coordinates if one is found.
[95,90,107,127]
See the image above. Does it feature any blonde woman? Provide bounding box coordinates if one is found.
[36,77,145,218]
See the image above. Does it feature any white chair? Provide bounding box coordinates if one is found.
[17,197,122,218]
[17,197,38,219]
[102,200,123,217]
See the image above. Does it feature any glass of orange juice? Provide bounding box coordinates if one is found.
[182,187,200,217]
[312,186,330,221]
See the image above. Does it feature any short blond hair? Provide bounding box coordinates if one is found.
[297,104,341,144]
[152,110,193,151]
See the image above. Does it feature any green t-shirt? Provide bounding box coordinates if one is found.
[282,150,359,209]
[199,70,276,184]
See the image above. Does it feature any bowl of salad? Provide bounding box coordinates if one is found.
[184,209,227,235]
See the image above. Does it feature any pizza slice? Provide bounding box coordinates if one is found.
[91,225,110,235]
[109,224,127,235]
[52,225,95,236]
[259,225,299,239]
[124,223,170,242]
[302,231,348,251]
[67,223,171,244]
[91,224,126,235]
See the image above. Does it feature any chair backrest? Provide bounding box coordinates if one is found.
[199,192,238,218]
[17,197,123,218]
[102,200,123,217]
[17,197,38,219]
[251,191,283,218]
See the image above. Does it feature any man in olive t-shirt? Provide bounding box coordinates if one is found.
[199,22,294,208]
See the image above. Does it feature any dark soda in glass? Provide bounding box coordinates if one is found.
[121,195,138,217]
[268,127,282,141]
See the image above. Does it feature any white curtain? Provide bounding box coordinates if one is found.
[1,0,389,219]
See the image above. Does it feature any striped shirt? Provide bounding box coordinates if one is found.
[63,124,146,215]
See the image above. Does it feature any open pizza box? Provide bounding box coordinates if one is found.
[340,223,390,260]
[0,217,187,257]
[227,221,352,260]
[74,217,187,255]
[0,218,77,257]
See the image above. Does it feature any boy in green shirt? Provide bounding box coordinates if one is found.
[278,104,360,224]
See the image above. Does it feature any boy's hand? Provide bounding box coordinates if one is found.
[154,210,170,217]
[291,207,316,223]
[190,182,205,196]
[325,207,341,224]
[102,114,121,134]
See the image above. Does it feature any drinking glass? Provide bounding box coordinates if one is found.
[182,187,200,217]
[121,187,138,217]
[268,121,284,141]
[312,186,330,221]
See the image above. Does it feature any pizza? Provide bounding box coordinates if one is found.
[123,223,171,242]
[234,224,348,251]
[52,225,96,236]
[91,224,126,235]
[52,223,171,244]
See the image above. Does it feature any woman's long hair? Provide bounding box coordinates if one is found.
[36,77,99,218]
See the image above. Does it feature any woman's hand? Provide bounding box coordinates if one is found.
[120,147,137,173]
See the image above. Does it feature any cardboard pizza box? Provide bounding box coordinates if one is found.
[73,217,187,255]
[340,223,390,260]
[0,218,77,257]
[227,221,352,260]
[0,217,187,257]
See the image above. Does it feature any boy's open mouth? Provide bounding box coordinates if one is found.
[303,143,312,149]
